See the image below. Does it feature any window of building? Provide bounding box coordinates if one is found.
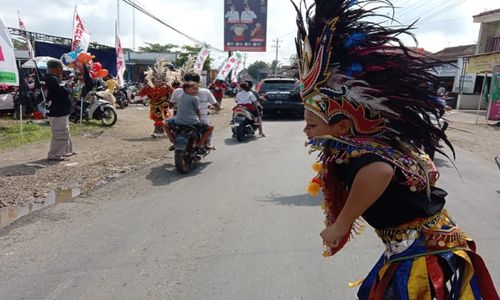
[486,36,500,53]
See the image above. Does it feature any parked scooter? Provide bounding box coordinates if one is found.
[70,90,117,126]
[231,105,258,142]
[114,88,129,109]
[171,123,210,174]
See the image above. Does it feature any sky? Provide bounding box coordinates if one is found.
[2,0,497,68]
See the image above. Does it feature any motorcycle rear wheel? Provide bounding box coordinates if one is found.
[235,125,245,142]
[101,107,117,127]
[174,150,192,174]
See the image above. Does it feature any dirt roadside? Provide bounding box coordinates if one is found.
[0,99,234,211]
[444,110,500,164]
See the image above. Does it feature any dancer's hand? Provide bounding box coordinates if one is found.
[320,222,351,248]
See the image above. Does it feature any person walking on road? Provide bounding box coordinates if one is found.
[294,1,499,299]
[208,79,227,106]
[44,59,75,161]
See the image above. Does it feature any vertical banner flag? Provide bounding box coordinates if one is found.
[17,11,34,59]
[216,52,242,80]
[0,14,19,85]
[72,7,91,53]
[231,57,243,83]
[194,47,210,74]
[115,23,125,88]
[224,0,267,52]
[487,65,500,121]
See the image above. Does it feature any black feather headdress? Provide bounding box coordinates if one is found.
[292,0,453,157]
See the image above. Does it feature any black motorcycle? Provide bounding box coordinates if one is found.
[231,105,258,142]
[172,123,210,174]
[114,88,129,109]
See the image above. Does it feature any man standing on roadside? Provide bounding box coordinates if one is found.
[44,59,74,161]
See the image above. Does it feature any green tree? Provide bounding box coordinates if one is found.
[175,45,213,71]
[139,42,178,53]
[247,60,269,82]
[270,60,282,77]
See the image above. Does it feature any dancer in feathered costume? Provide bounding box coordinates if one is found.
[139,58,176,137]
[292,0,499,298]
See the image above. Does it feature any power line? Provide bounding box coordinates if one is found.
[120,0,224,52]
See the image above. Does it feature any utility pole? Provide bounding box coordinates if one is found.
[272,38,282,77]
[132,0,136,50]
[116,0,120,34]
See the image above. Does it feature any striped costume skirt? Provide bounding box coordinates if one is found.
[357,210,499,300]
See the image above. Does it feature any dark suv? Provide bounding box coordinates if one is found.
[257,78,303,118]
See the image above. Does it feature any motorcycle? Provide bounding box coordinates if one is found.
[114,88,129,109]
[231,105,258,142]
[70,90,118,127]
[126,82,149,106]
[171,123,210,174]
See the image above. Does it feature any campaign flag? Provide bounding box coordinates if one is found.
[231,57,243,83]
[17,11,34,59]
[193,47,210,74]
[115,23,125,88]
[0,14,19,85]
[72,7,91,53]
[216,52,242,80]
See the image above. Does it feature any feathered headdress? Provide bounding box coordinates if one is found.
[292,0,452,153]
[144,58,176,88]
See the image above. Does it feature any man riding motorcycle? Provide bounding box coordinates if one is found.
[164,81,213,151]
[235,81,265,137]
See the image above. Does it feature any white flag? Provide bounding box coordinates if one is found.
[216,52,242,80]
[0,14,19,86]
[231,58,243,83]
[17,11,34,59]
[115,24,125,88]
[72,7,91,53]
[193,47,210,74]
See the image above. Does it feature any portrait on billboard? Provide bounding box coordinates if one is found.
[224,0,267,52]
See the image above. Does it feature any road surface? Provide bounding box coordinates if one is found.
[0,119,499,299]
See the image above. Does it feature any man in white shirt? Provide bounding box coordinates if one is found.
[240,4,257,23]
[225,4,240,23]
[170,72,220,148]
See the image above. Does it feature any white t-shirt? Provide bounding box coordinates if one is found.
[235,90,257,105]
[170,88,216,124]
[241,10,257,23]
[225,10,240,23]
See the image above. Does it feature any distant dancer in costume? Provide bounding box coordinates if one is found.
[291,0,499,299]
[139,59,176,137]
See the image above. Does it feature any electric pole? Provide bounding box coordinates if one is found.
[116,0,120,33]
[272,38,282,77]
[132,0,136,50]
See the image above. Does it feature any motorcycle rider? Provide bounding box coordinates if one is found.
[235,81,265,137]
[165,81,214,150]
[168,72,220,149]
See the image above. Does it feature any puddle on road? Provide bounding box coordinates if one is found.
[0,188,80,229]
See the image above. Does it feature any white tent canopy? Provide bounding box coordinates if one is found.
[21,56,71,70]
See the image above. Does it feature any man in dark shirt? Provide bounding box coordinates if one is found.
[44,59,74,161]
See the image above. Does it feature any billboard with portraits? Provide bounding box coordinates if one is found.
[224,0,267,52]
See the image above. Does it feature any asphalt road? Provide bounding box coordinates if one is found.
[0,119,499,299]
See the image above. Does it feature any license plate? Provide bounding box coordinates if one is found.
[274,101,282,104]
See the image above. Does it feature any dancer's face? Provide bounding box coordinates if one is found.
[303,109,350,139]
